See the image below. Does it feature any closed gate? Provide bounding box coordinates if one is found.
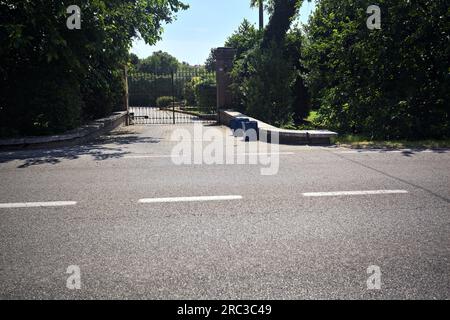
[128,69,217,124]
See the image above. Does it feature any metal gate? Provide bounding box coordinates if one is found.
[128,69,217,125]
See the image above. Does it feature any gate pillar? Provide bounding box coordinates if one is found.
[215,48,236,118]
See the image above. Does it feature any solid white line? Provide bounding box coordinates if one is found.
[138,195,243,204]
[0,201,77,209]
[302,190,408,197]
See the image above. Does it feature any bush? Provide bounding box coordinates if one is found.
[241,43,295,127]
[228,11,307,127]
[81,69,124,121]
[194,78,217,113]
[156,96,174,109]
[0,65,82,137]
[304,0,450,139]
[183,77,201,106]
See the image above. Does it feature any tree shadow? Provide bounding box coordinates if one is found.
[382,148,449,157]
[0,133,162,168]
[346,148,448,157]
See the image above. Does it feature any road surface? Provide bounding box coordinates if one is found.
[0,124,449,299]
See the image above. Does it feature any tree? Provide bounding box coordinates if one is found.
[286,27,311,123]
[139,51,180,74]
[261,0,303,49]
[225,19,260,59]
[224,20,262,112]
[129,53,141,70]
[250,0,265,30]
[204,49,216,72]
[239,0,305,126]
[304,0,450,139]
[0,0,188,137]
[204,19,259,73]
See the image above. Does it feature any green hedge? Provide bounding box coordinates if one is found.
[194,79,217,113]
[156,96,173,109]
[304,0,450,139]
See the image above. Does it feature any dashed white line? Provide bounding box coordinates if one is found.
[138,195,243,204]
[124,155,174,159]
[0,201,78,209]
[125,152,295,159]
[302,190,409,197]
[240,152,295,156]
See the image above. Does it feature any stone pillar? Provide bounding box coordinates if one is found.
[215,47,236,112]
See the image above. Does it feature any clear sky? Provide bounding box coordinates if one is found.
[131,0,316,65]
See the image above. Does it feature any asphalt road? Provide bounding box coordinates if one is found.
[0,124,449,299]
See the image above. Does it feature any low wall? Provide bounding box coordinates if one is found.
[0,111,128,150]
[218,110,338,145]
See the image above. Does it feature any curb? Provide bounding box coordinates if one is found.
[218,110,338,145]
[0,111,128,150]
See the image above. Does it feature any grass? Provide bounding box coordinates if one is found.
[302,111,449,149]
[333,134,450,149]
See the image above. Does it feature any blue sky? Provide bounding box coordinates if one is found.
[131,0,316,65]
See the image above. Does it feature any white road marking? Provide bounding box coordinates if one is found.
[0,201,77,209]
[124,155,174,159]
[302,190,408,197]
[240,152,295,156]
[125,152,294,159]
[138,195,243,203]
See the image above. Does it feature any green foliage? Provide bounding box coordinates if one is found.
[183,77,201,106]
[204,49,216,72]
[129,74,173,106]
[129,70,215,110]
[304,0,450,139]
[204,19,260,74]
[139,51,180,74]
[286,27,311,123]
[229,1,307,126]
[227,20,263,112]
[0,0,187,137]
[244,43,296,126]
[226,19,261,60]
[194,78,217,113]
[261,0,303,49]
[156,96,174,109]
[129,53,141,71]
[178,62,199,72]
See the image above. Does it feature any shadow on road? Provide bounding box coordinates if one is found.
[0,132,162,168]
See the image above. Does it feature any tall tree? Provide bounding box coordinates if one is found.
[250,0,264,30]
[0,0,188,137]
[261,0,302,48]
[242,0,305,126]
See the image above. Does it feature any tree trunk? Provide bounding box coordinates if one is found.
[259,0,264,30]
